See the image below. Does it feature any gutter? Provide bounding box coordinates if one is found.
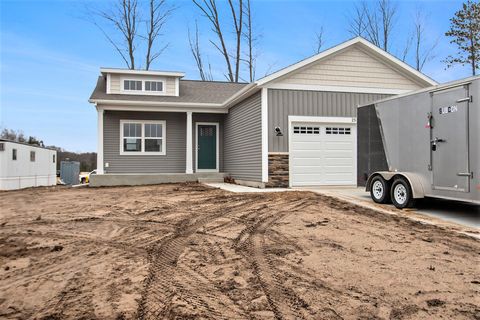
[222,83,259,109]
[88,98,224,108]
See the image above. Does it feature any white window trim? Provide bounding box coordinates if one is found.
[119,119,166,155]
[120,76,167,96]
[195,122,219,173]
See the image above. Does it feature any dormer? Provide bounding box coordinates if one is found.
[101,68,185,97]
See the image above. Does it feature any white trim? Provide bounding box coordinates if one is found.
[263,83,411,95]
[261,88,269,182]
[97,108,104,174]
[288,115,357,124]
[119,119,167,156]
[186,112,193,174]
[195,122,220,173]
[96,104,228,114]
[175,77,180,96]
[269,152,289,155]
[255,37,437,87]
[287,116,357,188]
[106,73,111,94]
[100,68,185,77]
[120,76,167,96]
[223,83,259,108]
[90,99,224,108]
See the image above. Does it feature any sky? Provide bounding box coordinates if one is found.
[0,0,474,152]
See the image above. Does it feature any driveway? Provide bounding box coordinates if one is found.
[299,187,480,229]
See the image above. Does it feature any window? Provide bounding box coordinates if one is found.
[145,81,164,92]
[326,127,351,135]
[293,126,320,134]
[124,80,142,91]
[53,154,56,163]
[0,143,4,151]
[12,149,17,160]
[120,120,166,155]
[30,151,35,162]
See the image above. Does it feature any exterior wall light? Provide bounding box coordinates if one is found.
[275,127,283,136]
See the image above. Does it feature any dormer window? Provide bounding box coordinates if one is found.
[145,81,164,92]
[124,80,142,91]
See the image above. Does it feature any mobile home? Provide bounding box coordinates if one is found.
[0,139,57,190]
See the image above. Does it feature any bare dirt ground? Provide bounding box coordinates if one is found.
[0,183,479,320]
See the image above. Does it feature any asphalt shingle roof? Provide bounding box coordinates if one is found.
[89,76,249,104]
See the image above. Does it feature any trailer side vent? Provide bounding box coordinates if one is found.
[0,143,4,151]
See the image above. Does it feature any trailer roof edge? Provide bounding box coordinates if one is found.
[358,75,480,108]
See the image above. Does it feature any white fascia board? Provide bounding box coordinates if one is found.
[264,83,411,95]
[255,37,437,87]
[288,115,357,125]
[96,104,228,114]
[223,83,259,108]
[89,99,224,108]
[100,68,185,78]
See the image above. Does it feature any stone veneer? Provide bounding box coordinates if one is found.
[266,153,289,188]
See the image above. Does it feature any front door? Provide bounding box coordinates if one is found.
[431,85,470,192]
[197,124,217,171]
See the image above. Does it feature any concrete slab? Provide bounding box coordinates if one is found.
[204,183,290,193]
[298,186,480,232]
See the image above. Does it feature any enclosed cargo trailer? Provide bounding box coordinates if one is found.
[358,76,479,208]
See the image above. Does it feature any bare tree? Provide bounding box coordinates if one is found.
[348,0,397,52]
[188,21,213,81]
[413,10,438,71]
[192,0,244,82]
[90,0,139,69]
[315,26,324,54]
[348,4,367,36]
[400,34,413,62]
[144,0,174,70]
[243,0,258,82]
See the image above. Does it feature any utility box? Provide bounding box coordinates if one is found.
[60,161,80,185]
[358,76,479,208]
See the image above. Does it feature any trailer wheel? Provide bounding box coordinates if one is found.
[370,176,390,204]
[391,177,415,209]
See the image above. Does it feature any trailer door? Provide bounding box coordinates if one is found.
[431,85,470,193]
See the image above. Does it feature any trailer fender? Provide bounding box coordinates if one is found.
[366,172,425,199]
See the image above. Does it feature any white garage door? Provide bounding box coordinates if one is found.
[290,122,356,186]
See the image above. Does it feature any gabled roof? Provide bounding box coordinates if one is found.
[89,76,251,107]
[255,37,438,87]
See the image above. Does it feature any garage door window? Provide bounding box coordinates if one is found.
[326,127,351,135]
[293,126,320,134]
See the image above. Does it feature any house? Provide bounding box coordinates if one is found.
[88,37,437,188]
[0,139,57,190]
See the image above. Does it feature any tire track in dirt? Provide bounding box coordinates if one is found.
[236,199,314,320]
[136,198,265,320]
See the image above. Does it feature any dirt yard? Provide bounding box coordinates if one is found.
[0,184,478,319]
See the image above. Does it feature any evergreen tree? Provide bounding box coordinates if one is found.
[444,0,480,75]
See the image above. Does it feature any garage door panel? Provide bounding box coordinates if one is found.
[291,121,355,187]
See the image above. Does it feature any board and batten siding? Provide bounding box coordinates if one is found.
[224,92,262,182]
[109,74,177,96]
[268,89,390,152]
[273,45,424,91]
[103,111,186,173]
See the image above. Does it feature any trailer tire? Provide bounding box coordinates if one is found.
[391,177,415,209]
[370,176,390,204]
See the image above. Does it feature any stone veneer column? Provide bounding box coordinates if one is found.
[266,153,289,188]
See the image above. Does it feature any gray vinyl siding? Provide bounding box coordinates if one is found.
[104,111,186,173]
[192,113,224,172]
[224,92,262,182]
[268,89,390,152]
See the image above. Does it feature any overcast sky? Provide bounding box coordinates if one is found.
[0,0,473,152]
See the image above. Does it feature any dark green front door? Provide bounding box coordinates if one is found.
[197,125,217,170]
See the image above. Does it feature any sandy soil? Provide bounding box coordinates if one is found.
[0,183,479,319]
